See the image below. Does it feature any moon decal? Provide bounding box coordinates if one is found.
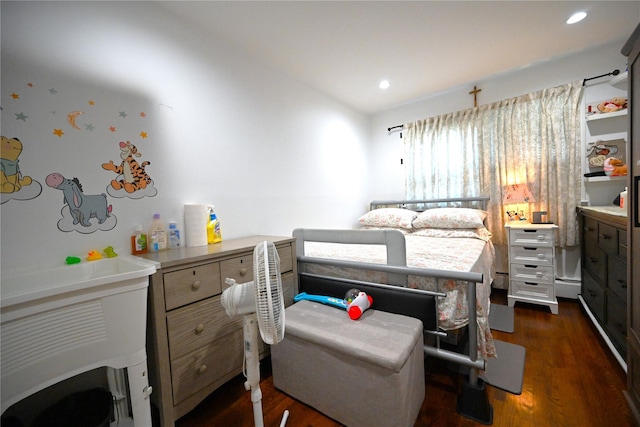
[67,111,84,130]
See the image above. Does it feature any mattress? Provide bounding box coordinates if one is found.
[299,227,497,358]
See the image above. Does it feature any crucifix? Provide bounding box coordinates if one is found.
[469,85,482,107]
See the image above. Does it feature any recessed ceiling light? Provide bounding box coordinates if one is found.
[566,11,587,24]
[379,80,390,90]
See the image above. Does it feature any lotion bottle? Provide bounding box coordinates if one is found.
[149,213,168,251]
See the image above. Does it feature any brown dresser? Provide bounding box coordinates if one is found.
[578,207,627,365]
[139,236,297,427]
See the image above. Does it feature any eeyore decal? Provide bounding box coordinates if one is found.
[46,173,116,233]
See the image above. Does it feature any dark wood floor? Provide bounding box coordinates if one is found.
[176,290,636,427]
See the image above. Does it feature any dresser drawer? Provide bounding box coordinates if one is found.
[164,263,221,310]
[510,264,554,285]
[220,253,254,284]
[509,245,554,266]
[598,223,618,254]
[584,241,606,284]
[510,279,554,302]
[509,228,554,247]
[618,229,627,260]
[167,295,242,360]
[582,270,605,322]
[170,327,244,405]
[583,217,598,242]
[606,292,627,356]
[277,243,294,273]
[608,256,628,302]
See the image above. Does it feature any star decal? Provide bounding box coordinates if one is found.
[15,112,28,121]
[119,111,127,119]
[53,128,64,137]
[109,126,117,133]
[11,93,19,100]
[85,123,95,131]
[88,100,95,106]
[140,131,148,139]
[140,112,146,118]
[27,83,34,87]
[49,88,58,94]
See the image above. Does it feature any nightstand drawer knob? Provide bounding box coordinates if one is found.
[537,235,545,241]
[195,323,204,334]
[536,272,543,277]
[198,364,207,374]
[537,254,545,259]
[240,268,247,276]
[191,280,201,290]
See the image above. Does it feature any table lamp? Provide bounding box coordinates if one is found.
[503,183,535,221]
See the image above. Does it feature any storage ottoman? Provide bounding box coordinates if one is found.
[271,300,424,427]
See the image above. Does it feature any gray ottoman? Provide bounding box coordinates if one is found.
[271,300,424,427]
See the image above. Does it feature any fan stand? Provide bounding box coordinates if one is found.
[243,314,289,427]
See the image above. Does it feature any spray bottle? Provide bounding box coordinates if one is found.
[207,207,222,244]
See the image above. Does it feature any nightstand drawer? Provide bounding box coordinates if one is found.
[509,245,554,266]
[509,228,554,247]
[510,280,554,302]
[510,264,554,285]
[164,262,222,310]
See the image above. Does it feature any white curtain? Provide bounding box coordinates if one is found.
[404,81,583,246]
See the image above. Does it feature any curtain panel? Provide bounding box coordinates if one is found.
[404,81,583,247]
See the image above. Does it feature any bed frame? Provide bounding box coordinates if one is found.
[291,195,495,423]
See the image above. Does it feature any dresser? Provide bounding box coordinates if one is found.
[139,236,297,427]
[577,207,627,368]
[505,222,558,314]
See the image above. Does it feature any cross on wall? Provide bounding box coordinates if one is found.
[469,85,482,107]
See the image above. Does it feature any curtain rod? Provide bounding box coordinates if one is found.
[387,125,403,132]
[582,69,620,86]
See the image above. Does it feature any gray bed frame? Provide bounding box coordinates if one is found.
[292,196,494,424]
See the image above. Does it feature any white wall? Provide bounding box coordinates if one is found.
[0,1,371,270]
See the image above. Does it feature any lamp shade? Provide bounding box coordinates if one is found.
[503,184,535,204]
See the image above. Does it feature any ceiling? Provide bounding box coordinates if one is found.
[158,1,640,114]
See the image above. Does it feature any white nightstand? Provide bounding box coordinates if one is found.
[505,222,558,314]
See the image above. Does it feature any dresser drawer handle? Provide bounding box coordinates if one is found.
[588,290,598,297]
[240,268,247,276]
[195,323,204,334]
[615,323,626,334]
[523,247,537,251]
[617,279,628,289]
[588,257,598,264]
[524,282,538,286]
[198,365,207,374]
[191,280,201,290]
[536,272,543,278]
[600,234,611,240]
[586,227,595,232]
[537,254,545,259]
[537,235,545,241]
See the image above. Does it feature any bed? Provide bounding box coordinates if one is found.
[293,196,497,360]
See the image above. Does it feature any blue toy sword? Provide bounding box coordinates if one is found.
[293,292,348,310]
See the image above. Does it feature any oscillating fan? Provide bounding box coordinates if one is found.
[221,241,288,427]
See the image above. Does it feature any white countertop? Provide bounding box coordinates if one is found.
[579,205,627,218]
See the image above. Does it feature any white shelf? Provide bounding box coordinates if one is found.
[610,71,628,90]
[585,175,628,183]
[586,108,628,122]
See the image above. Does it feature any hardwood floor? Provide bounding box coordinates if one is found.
[175,290,635,427]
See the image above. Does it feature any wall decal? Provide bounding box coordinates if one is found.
[67,111,84,130]
[102,140,157,199]
[1,135,42,204]
[46,172,116,233]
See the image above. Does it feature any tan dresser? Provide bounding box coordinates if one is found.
[139,236,297,427]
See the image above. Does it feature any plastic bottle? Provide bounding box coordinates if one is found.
[207,209,222,244]
[131,225,148,255]
[169,221,181,248]
[620,187,628,209]
[148,213,168,252]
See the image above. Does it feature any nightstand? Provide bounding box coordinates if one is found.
[505,222,558,314]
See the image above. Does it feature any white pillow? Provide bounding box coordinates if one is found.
[412,208,487,229]
[358,208,418,230]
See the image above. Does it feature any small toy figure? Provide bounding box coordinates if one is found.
[604,157,628,176]
[103,246,118,258]
[87,250,103,261]
[65,256,81,265]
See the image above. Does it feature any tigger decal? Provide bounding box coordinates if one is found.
[102,141,152,193]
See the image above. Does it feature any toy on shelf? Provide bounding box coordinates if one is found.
[294,288,373,320]
[103,246,118,258]
[604,157,628,176]
[597,97,627,114]
[87,250,103,261]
